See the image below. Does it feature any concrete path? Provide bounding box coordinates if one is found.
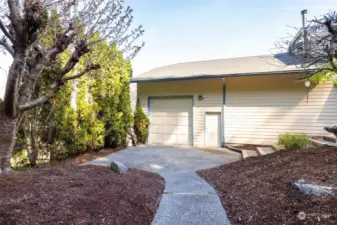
[86,146,240,225]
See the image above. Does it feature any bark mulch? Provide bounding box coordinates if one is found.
[36,148,125,169]
[0,165,165,225]
[198,147,337,225]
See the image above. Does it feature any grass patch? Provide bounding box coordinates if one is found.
[278,133,309,150]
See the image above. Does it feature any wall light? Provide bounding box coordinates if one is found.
[304,80,310,87]
[198,95,204,101]
[305,80,310,103]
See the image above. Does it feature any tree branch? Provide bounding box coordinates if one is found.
[18,64,100,111]
[0,19,14,43]
[328,56,337,71]
[60,41,90,76]
[62,64,100,82]
[7,0,22,33]
[0,37,14,56]
[300,67,336,80]
[18,93,53,112]
[18,29,77,106]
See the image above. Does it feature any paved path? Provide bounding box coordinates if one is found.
[86,146,240,225]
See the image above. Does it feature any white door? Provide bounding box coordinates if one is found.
[205,112,221,147]
[149,97,193,145]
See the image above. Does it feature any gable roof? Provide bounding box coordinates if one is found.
[131,53,313,83]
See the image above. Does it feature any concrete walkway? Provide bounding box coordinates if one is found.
[86,146,240,225]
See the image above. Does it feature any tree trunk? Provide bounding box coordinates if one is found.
[28,118,38,167]
[4,50,26,118]
[0,112,17,172]
[128,128,136,146]
[47,120,56,161]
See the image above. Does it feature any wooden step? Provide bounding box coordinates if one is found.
[257,147,276,155]
[242,150,259,159]
[272,144,285,151]
[323,136,336,143]
[309,138,337,147]
[226,144,243,153]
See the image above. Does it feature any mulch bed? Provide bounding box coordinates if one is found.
[0,166,165,225]
[38,148,126,169]
[71,148,125,164]
[198,147,337,225]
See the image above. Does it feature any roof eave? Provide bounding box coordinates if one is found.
[131,69,313,83]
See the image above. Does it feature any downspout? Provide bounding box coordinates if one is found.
[221,78,226,147]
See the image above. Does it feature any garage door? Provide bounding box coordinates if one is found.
[149,97,193,145]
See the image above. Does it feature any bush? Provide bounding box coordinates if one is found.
[133,99,149,145]
[278,133,309,150]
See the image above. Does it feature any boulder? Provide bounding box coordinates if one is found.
[294,179,335,196]
[110,161,128,174]
[324,126,337,139]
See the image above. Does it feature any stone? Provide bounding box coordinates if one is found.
[110,161,128,174]
[294,179,335,196]
[324,126,337,143]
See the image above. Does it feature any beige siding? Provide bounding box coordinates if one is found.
[138,74,337,146]
[138,79,223,147]
[225,75,337,144]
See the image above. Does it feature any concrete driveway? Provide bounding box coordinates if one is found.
[86,145,240,173]
[86,146,241,225]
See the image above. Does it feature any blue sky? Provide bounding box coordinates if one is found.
[1,0,337,96]
[126,0,337,76]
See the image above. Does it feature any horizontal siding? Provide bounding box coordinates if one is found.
[138,79,223,147]
[225,75,337,144]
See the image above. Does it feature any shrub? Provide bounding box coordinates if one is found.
[278,133,309,150]
[133,99,149,145]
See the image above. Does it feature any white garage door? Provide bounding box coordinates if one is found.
[149,97,193,145]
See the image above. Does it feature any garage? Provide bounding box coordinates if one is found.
[149,97,193,145]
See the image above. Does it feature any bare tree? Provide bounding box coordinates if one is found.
[0,0,144,172]
[278,11,337,78]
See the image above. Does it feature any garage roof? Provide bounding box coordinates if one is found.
[131,53,316,83]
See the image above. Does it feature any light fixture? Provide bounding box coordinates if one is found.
[198,95,204,101]
[304,80,310,87]
[305,79,310,103]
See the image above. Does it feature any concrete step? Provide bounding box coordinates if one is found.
[257,147,276,155]
[271,144,285,151]
[242,150,259,159]
[309,138,337,147]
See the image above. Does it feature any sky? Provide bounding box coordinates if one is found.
[1,0,337,97]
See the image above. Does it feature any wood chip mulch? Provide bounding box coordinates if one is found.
[198,147,337,225]
[34,148,126,169]
[0,166,165,225]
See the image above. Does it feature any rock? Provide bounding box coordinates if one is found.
[110,161,128,174]
[324,126,337,137]
[294,180,335,196]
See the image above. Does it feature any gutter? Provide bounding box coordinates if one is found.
[131,69,316,83]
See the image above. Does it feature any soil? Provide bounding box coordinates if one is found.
[198,146,337,225]
[31,148,125,169]
[71,148,125,164]
[0,165,165,225]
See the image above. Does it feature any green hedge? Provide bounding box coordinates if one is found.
[278,133,309,150]
[133,99,150,144]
